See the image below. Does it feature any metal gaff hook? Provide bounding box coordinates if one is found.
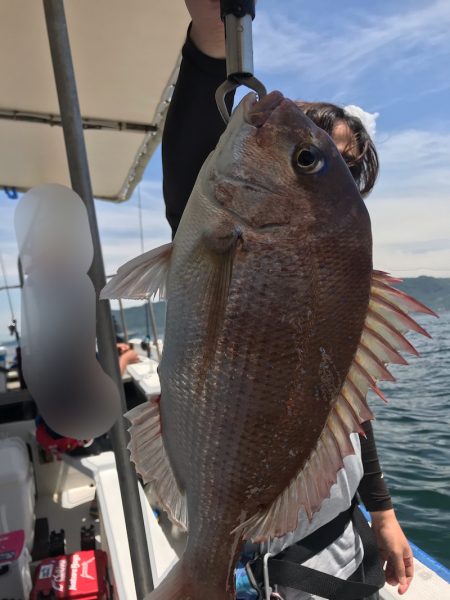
[215,75,267,124]
[216,0,267,123]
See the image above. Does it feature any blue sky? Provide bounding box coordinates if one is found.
[1,0,450,341]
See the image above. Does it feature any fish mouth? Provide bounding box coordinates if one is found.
[243,91,285,127]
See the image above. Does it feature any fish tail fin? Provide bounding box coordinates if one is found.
[145,561,233,600]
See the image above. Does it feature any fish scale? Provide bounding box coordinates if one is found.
[159,224,368,591]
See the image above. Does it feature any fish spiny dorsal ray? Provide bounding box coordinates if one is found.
[232,271,436,543]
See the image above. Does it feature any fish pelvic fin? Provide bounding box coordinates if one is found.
[126,397,188,532]
[233,270,436,543]
[100,242,173,300]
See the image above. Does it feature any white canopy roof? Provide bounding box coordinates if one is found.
[0,0,189,200]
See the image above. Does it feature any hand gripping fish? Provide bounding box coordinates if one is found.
[101,92,435,600]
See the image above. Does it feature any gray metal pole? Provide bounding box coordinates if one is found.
[42,2,154,596]
[146,301,161,362]
[118,299,129,344]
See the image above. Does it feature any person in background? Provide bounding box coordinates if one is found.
[160,2,414,599]
[117,342,140,375]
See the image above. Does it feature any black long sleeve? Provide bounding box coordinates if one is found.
[162,28,233,237]
[359,420,393,512]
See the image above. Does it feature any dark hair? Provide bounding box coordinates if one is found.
[295,101,379,197]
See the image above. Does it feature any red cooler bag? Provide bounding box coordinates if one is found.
[31,549,110,599]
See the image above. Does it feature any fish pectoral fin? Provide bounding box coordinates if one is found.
[100,242,173,300]
[194,225,239,363]
[234,271,437,544]
[201,220,241,256]
[126,397,188,532]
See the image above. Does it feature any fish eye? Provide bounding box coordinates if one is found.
[293,146,325,174]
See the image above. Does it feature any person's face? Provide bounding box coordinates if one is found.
[295,101,364,185]
[331,121,358,159]
[332,120,362,182]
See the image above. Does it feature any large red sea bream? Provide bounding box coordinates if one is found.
[101,91,435,599]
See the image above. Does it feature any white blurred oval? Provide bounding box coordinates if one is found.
[14,183,94,274]
[15,184,121,439]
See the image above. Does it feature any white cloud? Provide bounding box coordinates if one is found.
[254,0,450,85]
[95,180,171,273]
[343,105,379,139]
[369,127,450,275]
[374,128,450,196]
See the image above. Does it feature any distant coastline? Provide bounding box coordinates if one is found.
[394,276,450,313]
[111,276,450,340]
[2,277,449,348]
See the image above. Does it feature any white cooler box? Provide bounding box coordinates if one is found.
[0,437,36,550]
[0,529,32,599]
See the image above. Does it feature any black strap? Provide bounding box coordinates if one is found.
[276,502,356,564]
[248,504,385,600]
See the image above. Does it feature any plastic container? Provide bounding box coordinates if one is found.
[0,529,33,599]
[0,437,36,550]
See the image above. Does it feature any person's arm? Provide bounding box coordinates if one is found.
[162,2,233,236]
[359,421,414,595]
[186,0,225,58]
[117,343,140,375]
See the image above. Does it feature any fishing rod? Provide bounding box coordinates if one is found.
[216,0,267,122]
[0,252,20,343]
[137,184,161,361]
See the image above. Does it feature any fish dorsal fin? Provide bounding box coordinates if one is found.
[126,397,188,531]
[100,243,173,300]
[235,270,435,543]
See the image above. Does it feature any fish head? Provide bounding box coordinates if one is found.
[207,90,370,234]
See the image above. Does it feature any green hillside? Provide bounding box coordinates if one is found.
[395,277,450,313]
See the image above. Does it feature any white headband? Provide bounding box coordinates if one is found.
[343,105,379,140]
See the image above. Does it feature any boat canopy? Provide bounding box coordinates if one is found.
[0,0,189,201]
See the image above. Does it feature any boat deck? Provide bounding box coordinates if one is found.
[0,382,449,599]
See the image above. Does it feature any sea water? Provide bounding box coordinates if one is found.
[370,311,450,568]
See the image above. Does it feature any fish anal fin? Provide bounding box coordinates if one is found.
[126,397,188,531]
[100,242,173,300]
